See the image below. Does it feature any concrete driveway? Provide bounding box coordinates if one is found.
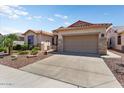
[20,53,122,88]
[0,65,76,88]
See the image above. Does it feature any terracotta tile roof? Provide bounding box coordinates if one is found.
[23,29,53,36]
[68,20,93,27]
[53,20,112,32]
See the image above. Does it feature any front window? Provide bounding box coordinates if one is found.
[117,35,121,45]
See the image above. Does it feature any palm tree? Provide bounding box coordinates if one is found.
[3,34,19,55]
[0,35,4,47]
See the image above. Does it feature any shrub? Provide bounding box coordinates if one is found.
[21,43,28,50]
[30,48,38,55]
[13,43,28,50]
[0,47,7,52]
[33,47,40,50]
[13,44,22,50]
[18,51,29,55]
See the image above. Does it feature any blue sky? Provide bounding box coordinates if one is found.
[0,5,124,34]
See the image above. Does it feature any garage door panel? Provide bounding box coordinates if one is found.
[63,35,98,53]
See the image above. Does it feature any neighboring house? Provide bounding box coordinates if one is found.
[23,29,53,50]
[13,33,25,46]
[53,20,112,55]
[107,26,124,52]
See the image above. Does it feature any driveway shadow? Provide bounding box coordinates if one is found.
[51,52,100,58]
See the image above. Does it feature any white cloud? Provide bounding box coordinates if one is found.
[26,15,42,20]
[9,14,19,19]
[26,16,32,20]
[64,22,70,25]
[0,5,28,19]
[8,5,23,9]
[47,18,55,22]
[54,14,68,19]
[14,9,28,16]
[33,16,42,19]
[0,27,23,35]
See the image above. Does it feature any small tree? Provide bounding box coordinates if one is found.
[0,35,4,47]
[3,34,18,55]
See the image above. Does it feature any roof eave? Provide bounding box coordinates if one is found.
[53,24,112,33]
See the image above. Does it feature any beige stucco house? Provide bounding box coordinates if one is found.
[53,20,112,55]
[107,26,124,52]
[23,29,53,50]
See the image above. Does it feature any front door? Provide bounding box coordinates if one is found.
[28,35,34,49]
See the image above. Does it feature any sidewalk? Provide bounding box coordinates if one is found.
[101,51,121,59]
[0,65,77,88]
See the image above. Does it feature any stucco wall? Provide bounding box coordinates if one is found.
[115,34,124,50]
[121,34,124,45]
[24,31,53,50]
[107,29,124,51]
[24,31,38,45]
[38,35,52,44]
[55,27,107,55]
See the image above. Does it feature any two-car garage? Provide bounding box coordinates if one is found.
[63,34,98,54]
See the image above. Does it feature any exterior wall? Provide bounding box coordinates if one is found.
[107,29,124,51]
[24,31,38,46]
[24,31,53,50]
[38,34,52,44]
[121,34,124,52]
[116,34,124,51]
[55,27,107,55]
[107,29,117,48]
[38,34,53,50]
[13,41,24,46]
[121,33,124,45]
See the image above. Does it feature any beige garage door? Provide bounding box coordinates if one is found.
[63,34,98,53]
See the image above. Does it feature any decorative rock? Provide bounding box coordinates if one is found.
[11,55,18,60]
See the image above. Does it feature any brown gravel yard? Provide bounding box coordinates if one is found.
[0,52,52,69]
[103,49,124,87]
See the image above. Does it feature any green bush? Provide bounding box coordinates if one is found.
[33,47,40,50]
[21,43,28,50]
[13,43,28,50]
[0,47,7,52]
[30,48,38,55]
[13,44,22,50]
[18,51,29,55]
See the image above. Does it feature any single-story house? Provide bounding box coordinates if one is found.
[23,29,53,50]
[53,20,112,55]
[107,26,124,52]
[13,33,25,46]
